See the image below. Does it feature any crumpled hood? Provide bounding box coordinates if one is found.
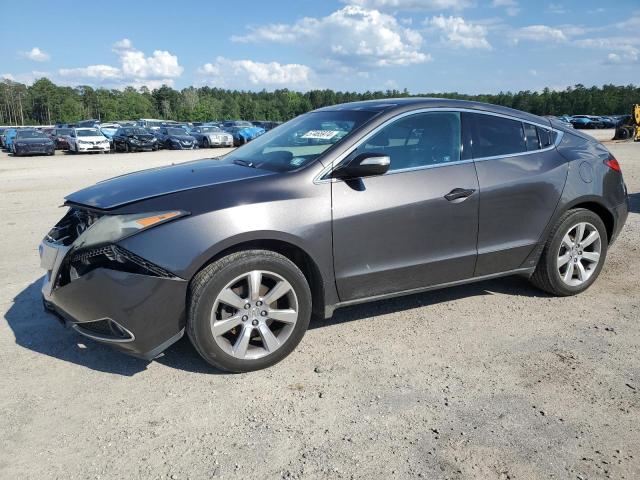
[129,134,155,142]
[65,159,273,210]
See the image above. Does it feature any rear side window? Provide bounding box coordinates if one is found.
[469,113,526,158]
[524,123,540,151]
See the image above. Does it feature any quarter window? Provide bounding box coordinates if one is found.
[469,113,526,158]
[524,123,540,151]
[537,127,553,148]
[355,112,461,172]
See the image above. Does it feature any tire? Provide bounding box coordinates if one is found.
[187,250,312,372]
[124,142,130,153]
[530,208,608,296]
[203,137,210,148]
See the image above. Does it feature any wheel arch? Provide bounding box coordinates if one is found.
[191,234,327,321]
[561,197,615,241]
[522,195,615,270]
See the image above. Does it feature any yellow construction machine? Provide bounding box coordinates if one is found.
[614,104,640,141]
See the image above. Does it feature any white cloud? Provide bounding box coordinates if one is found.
[232,6,430,68]
[198,57,313,88]
[59,65,121,80]
[114,39,183,79]
[344,0,473,11]
[426,15,491,50]
[491,0,519,16]
[21,47,50,62]
[512,25,567,43]
[56,39,183,87]
[575,37,639,64]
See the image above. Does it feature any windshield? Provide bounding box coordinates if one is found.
[17,130,47,139]
[199,126,221,133]
[56,128,73,135]
[224,110,377,172]
[77,129,101,137]
[166,128,185,136]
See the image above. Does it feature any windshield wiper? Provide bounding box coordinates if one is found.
[233,159,256,168]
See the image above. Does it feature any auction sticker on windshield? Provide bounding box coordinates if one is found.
[301,130,340,140]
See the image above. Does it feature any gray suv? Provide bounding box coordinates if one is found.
[40,99,629,372]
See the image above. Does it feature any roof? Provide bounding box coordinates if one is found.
[315,97,549,126]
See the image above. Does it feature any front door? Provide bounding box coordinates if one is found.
[331,111,480,302]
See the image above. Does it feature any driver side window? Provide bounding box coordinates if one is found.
[357,112,461,172]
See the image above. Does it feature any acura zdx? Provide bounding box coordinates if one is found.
[39,99,629,372]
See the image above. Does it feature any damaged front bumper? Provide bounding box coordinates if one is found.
[40,238,188,360]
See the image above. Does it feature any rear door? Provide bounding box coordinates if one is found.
[467,112,568,276]
[331,111,479,301]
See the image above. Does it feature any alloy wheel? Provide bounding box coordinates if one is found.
[557,222,601,287]
[210,270,299,360]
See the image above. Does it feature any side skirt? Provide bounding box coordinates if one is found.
[324,267,535,318]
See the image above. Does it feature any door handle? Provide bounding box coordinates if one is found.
[444,188,476,202]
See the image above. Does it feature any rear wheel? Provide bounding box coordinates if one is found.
[188,250,312,372]
[530,209,607,296]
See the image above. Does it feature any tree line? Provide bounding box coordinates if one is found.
[1,77,638,126]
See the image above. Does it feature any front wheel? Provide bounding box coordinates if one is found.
[203,137,210,148]
[530,209,608,296]
[187,250,312,372]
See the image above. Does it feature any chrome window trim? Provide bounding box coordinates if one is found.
[313,107,564,184]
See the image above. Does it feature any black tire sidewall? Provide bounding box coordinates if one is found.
[545,210,608,295]
[189,252,312,372]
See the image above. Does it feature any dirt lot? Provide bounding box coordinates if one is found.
[1,139,638,480]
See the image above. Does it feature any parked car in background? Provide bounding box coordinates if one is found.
[222,121,266,146]
[596,116,617,129]
[188,125,234,148]
[570,115,603,129]
[112,127,158,152]
[67,128,111,154]
[12,129,55,156]
[50,128,74,150]
[99,123,120,151]
[153,126,198,150]
[555,115,574,127]
[77,119,101,128]
[4,128,19,152]
[251,121,281,131]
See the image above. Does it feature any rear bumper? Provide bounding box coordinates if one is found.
[40,241,188,360]
[610,198,629,245]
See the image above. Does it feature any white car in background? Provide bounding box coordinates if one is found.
[67,127,111,154]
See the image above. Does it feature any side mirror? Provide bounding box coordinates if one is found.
[333,153,390,180]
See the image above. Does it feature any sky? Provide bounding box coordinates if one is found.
[1,0,639,94]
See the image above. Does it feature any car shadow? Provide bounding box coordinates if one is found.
[4,278,222,376]
[311,274,549,329]
[6,274,548,376]
[628,192,640,214]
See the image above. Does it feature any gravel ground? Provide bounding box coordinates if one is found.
[0,139,638,480]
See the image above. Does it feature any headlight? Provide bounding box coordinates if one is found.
[73,210,188,249]
[130,138,140,144]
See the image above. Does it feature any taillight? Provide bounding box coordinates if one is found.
[604,157,621,172]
